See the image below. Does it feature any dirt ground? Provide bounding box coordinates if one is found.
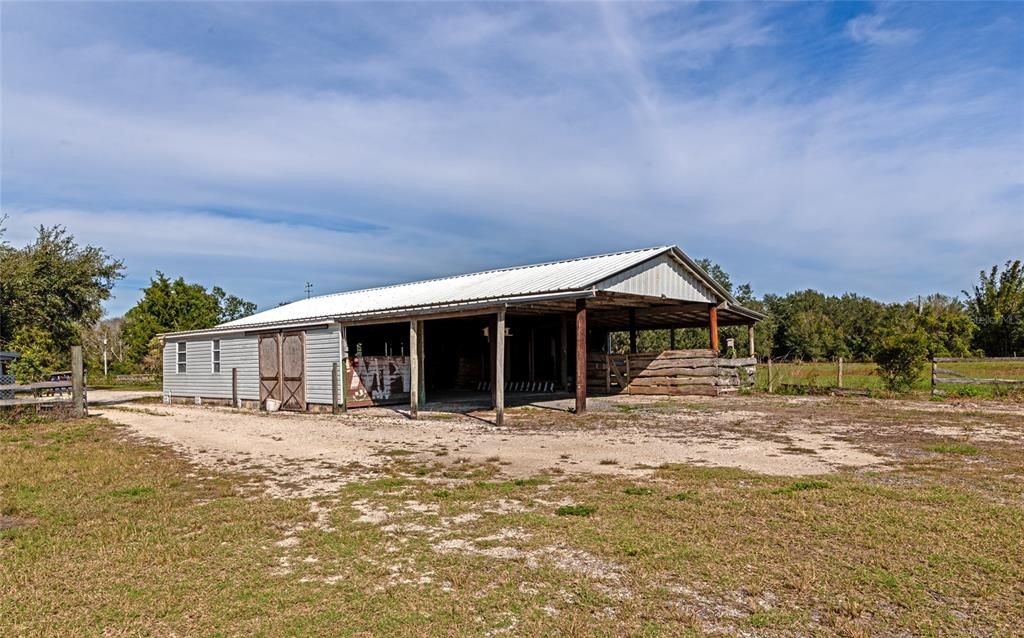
[91,390,1024,498]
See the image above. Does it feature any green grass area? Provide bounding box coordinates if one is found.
[756,360,1024,399]
[3,416,1023,636]
[928,442,981,456]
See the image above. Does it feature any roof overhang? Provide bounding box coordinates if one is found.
[160,244,765,339]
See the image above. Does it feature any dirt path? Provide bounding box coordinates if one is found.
[91,399,865,495]
[94,393,1023,497]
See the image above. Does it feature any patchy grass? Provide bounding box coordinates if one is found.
[665,490,697,502]
[555,504,597,517]
[623,487,654,496]
[928,441,981,456]
[2,411,1023,636]
[773,479,831,494]
[106,486,156,499]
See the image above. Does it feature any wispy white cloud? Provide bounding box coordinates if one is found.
[1,2,1021,314]
[846,14,919,46]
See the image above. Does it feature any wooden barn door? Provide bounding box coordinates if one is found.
[280,331,306,411]
[259,333,283,408]
[259,331,306,411]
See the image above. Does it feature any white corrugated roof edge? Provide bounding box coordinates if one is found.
[160,245,764,339]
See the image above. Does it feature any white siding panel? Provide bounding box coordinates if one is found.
[163,327,340,406]
[304,326,341,405]
[597,254,716,303]
[163,335,259,400]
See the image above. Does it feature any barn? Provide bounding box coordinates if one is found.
[161,246,763,423]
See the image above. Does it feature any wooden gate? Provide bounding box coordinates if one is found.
[259,333,282,408]
[280,331,306,411]
[259,331,306,411]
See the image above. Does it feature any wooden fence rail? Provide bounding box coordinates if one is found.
[0,346,86,416]
[931,357,1024,396]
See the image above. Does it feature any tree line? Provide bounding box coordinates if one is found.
[616,257,1023,379]
[0,220,256,380]
[1,219,1021,385]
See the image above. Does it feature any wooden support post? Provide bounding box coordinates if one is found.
[669,328,676,350]
[628,308,638,354]
[709,305,719,354]
[417,320,426,408]
[495,309,506,426]
[232,367,239,408]
[331,362,339,414]
[339,325,348,413]
[575,299,587,414]
[71,345,85,418]
[409,320,419,419]
[747,324,755,358]
[767,358,774,394]
[605,354,611,393]
[837,357,844,388]
[489,315,498,408]
[559,314,568,392]
[931,359,937,397]
[528,326,536,382]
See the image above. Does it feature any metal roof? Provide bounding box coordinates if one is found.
[163,245,761,337]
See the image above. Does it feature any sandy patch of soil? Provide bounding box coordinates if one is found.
[96,393,1023,498]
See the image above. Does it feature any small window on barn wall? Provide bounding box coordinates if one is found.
[177,342,187,374]
[212,339,221,373]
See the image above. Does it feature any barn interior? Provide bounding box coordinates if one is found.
[343,292,759,407]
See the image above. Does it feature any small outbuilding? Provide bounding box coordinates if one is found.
[161,246,763,423]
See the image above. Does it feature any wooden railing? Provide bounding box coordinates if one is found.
[931,357,1024,396]
[0,346,87,415]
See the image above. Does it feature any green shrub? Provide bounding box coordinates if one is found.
[873,328,928,393]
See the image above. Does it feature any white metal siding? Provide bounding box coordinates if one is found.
[597,254,717,303]
[304,326,342,405]
[164,327,341,406]
[163,335,259,400]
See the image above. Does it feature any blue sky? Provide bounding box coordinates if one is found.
[2,1,1022,316]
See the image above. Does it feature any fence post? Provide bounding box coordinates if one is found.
[837,357,844,388]
[767,358,774,394]
[931,359,937,397]
[331,362,339,415]
[231,368,238,408]
[71,346,86,418]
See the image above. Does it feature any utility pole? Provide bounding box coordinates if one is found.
[305,282,313,299]
[102,335,109,377]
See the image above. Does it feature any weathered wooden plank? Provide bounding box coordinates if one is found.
[629,377,719,387]
[632,366,727,378]
[635,358,722,370]
[935,378,1024,385]
[715,357,757,368]
[627,385,721,397]
[0,397,73,407]
[72,346,85,418]
[0,381,74,391]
